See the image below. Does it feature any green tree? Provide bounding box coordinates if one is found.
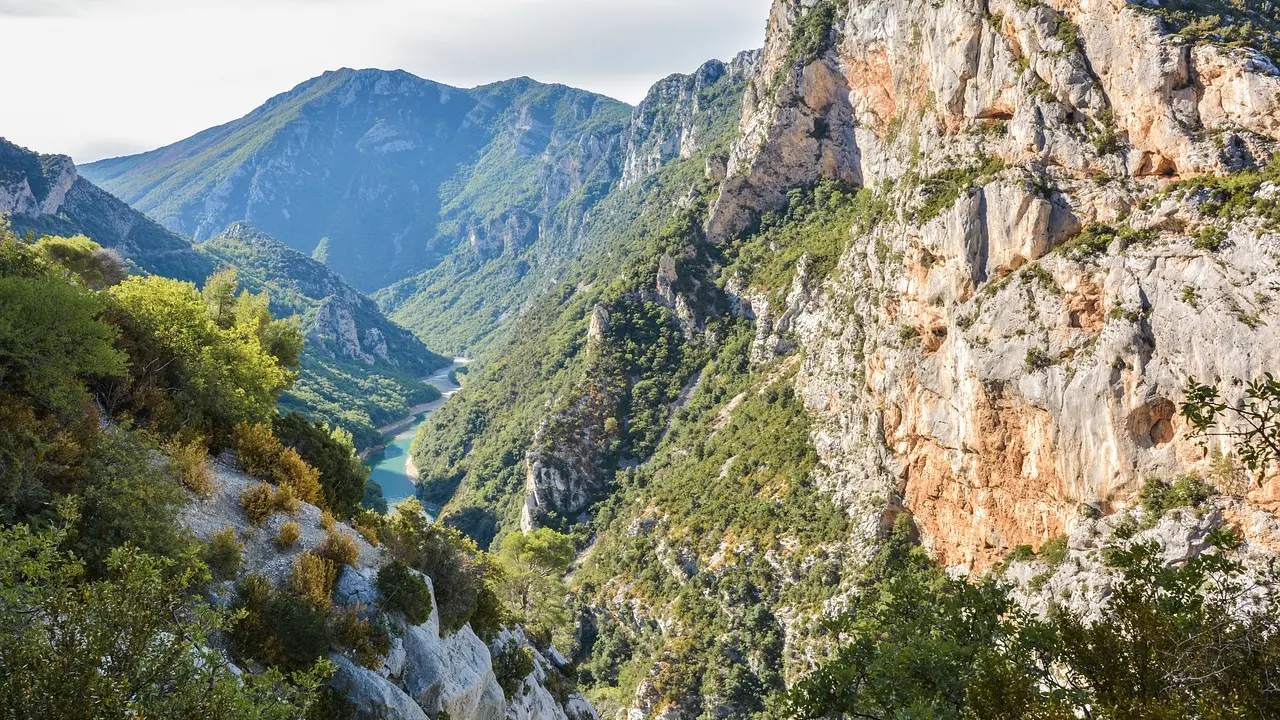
[495,528,575,643]
[274,412,370,517]
[105,274,294,440]
[0,516,329,719]
[1183,375,1280,480]
[202,266,240,329]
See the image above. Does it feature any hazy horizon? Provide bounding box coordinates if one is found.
[1,0,770,163]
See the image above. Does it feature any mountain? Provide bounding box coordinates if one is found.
[82,69,632,294]
[377,52,760,355]
[197,222,449,448]
[402,0,1280,716]
[0,137,212,281]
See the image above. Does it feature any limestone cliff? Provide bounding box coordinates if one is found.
[719,0,1280,572]
[180,460,597,720]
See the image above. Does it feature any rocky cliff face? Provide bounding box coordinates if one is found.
[715,0,1280,574]
[620,51,762,188]
[180,460,596,720]
[0,137,212,281]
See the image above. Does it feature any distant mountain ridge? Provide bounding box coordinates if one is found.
[83,68,633,293]
[0,137,212,282]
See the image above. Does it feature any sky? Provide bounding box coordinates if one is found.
[1,0,771,163]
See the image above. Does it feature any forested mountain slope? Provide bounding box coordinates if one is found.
[0,137,211,281]
[404,0,1280,716]
[198,223,449,449]
[82,69,632,298]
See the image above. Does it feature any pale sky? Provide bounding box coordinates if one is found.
[1,0,771,163]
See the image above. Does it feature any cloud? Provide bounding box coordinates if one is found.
[0,0,772,160]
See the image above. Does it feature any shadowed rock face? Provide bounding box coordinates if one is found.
[0,136,212,282]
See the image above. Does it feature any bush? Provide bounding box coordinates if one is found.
[1025,347,1054,372]
[164,437,213,499]
[233,421,325,506]
[1038,534,1069,566]
[241,483,275,526]
[334,606,391,670]
[232,574,331,672]
[289,551,337,613]
[274,412,370,518]
[275,521,302,549]
[318,531,360,567]
[353,521,378,547]
[319,509,336,532]
[492,640,535,700]
[274,482,301,514]
[1141,475,1216,519]
[376,560,434,625]
[204,526,243,580]
[384,500,491,634]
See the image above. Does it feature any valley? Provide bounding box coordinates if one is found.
[3,0,1280,718]
[366,359,468,509]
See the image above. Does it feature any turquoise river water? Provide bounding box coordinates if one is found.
[365,360,465,509]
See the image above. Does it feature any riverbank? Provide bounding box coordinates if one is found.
[360,359,469,459]
[362,358,467,507]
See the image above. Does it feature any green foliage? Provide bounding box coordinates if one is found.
[0,271,126,415]
[163,436,214,498]
[333,606,391,670]
[909,155,1006,223]
[492,640,536,700]
[275,412,370,518]
[787,518,1280,719]
[1168,155,1280,226]
[1133,0,1280,65]
[0,521,328,719]
[1140,475,1217,519]
[275,521,302,549]
[376,559,434,625]
[232,573,333,672]
[1183,374,1280,479]
[1038,534,1069,566]
[205,526,244,581]
[1194,225,1228,251]
[383,499,501,635]
[1024,347,1054,372]
[773,0,843,92]
[103,273,297,443]
[495,528,575,644]
[724,179,890,294]
[32,234,127,289]
[232,421,324,506]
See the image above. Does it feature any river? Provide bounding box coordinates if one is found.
[365,359,467,509]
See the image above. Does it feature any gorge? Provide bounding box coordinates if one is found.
[3,0,1280,718]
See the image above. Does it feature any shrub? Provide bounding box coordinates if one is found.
[1141,475,1216,519]
[1194,226,1227,252]
[275,521,301,549]
[232,574,330,672]
[319,509,336,531]
[1038,534,1069,566]
[334,606,391,670]
[384,500,491,634]
[274,482,301,514]
[318,531,360,567]
[376,560,434,625]
[164,437,213,499]
[274,412,370,517]
[289,551,337,612]
[204,526,243,580]
[492,640,535,700]
[232,421,324,507]
[240,483,275,526]
[1025,347,1054,372]
[354,521,378,547]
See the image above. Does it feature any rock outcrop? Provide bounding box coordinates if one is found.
[180,460,596,720]
[705,0,1280,575]
[0,136,212,281]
